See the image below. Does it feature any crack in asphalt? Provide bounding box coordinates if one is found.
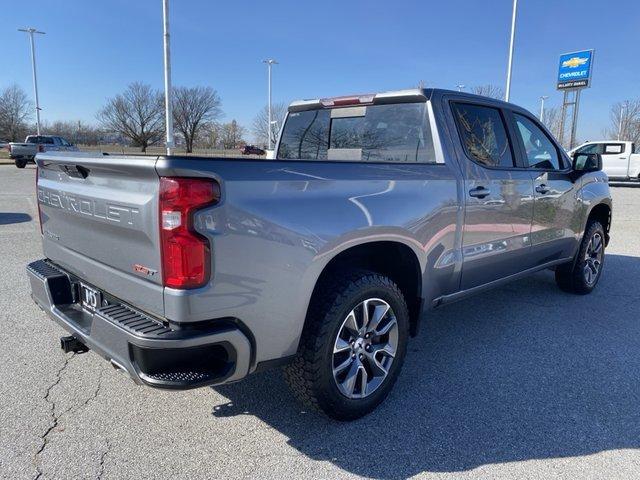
[97,439,111,480]
[33,360,106,479]
[33,353,75,480]
[58,369,104,419]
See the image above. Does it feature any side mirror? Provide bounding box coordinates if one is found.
[572,152,602,173]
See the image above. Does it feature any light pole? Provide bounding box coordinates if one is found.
[18,28,45,135]
[618,101,628,140]
[456,84,465,92]
[263,59,278,150]
[162,0,175,155]
[539,95,548,122]
[504,0,518,102]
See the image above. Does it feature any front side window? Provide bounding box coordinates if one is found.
[576,143,601,155]
[451,103,514,168]
[514,114,561,170]
[277,102,436,163]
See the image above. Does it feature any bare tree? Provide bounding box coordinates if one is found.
[42,120,103,145]
[542,106,563,141]
[220,120,246,149]
[603,100,640,144]
[195,122,222,149]
[97,83,164,152]
[251,102,288,148]
[172,86,223,153]
[471,85,504,100]
[0,84,32,141]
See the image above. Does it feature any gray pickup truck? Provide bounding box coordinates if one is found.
[28,89,611,420]
[10,135,78,168]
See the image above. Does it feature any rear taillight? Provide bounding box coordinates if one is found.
[38,144,44,153]
[159,177,220,289]
[36,166,43,234]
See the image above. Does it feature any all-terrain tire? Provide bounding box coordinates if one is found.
[555,220,605,295]
[284,270,410,421]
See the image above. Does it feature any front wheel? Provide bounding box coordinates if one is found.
[284,271,409,420]
[555,221,605,294]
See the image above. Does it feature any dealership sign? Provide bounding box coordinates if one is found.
[557,50,594,90]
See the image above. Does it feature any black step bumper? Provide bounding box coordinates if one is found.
[27,259,252,389]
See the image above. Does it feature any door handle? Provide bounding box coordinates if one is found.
[535,184,550,194]
[469,186,491,198]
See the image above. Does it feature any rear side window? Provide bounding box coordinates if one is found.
[451,103,514,168]
[278,103,436,163]
[513,114,562,170]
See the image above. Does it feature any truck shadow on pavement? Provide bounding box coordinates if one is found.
[212,253,640,478]
[0,212,32,225]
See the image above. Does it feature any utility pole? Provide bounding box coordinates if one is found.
[539,95,549,122]
[263,59,278,149]
[504,0,518,102]
[162,0,175,155]
[456,84,465,92]
[18,28,45,135]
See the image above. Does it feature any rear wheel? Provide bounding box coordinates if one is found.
[555,220,605,294]
[15,159,27,169]
[284,270,409,420]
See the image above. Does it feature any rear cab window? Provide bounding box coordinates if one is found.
[277,102,437,163]
[27,136,54,144]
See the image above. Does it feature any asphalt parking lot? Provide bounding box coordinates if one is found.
[1,165,639,479]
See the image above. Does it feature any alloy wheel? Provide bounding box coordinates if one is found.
[583,232,604,286]
[332,298,398,399]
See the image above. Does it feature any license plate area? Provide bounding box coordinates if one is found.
[79,283,102,313]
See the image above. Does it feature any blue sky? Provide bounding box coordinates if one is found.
[1,0,638,140]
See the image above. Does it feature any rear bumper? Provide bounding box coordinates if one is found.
[27,259,252,389]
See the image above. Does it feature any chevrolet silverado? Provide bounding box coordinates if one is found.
[27,89,612,420]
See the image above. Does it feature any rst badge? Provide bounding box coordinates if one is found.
[133,264,158,277]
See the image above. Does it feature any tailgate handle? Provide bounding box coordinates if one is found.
[60,164,90,179]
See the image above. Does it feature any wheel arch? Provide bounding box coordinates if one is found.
[304,240,424,339]
[587,202,611,245]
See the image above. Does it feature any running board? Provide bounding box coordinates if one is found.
[431,257,573,308]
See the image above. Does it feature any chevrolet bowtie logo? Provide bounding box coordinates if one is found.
[562,57,588,68]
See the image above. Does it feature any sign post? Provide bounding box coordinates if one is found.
[556,49,594,149]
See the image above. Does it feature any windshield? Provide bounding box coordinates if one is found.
[277,102,436,163]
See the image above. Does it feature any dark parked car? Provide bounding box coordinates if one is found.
[240,145,266,155]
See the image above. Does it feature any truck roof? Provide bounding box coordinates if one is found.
[288,88,514,112]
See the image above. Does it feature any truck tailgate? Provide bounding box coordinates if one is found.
[36,152,164,316]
